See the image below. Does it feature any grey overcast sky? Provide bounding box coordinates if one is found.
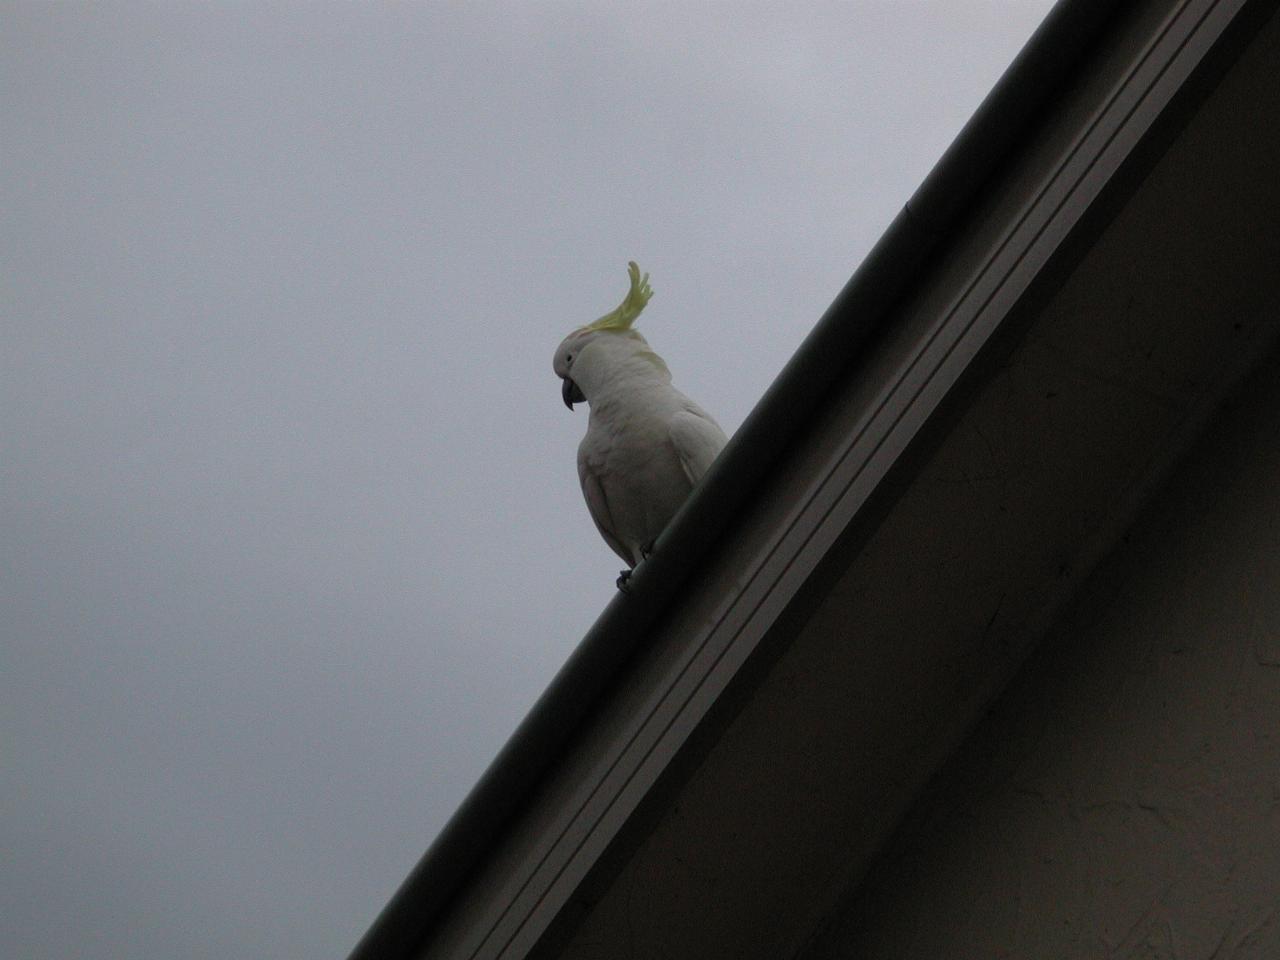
[3,2,1056,956]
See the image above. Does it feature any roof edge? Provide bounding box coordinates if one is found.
[347,3,1126,957]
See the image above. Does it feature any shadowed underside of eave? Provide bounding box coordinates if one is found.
[547,6,1280,960]
[382,4,1280,959]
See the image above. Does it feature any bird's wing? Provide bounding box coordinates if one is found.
[669,407,727,488]
[578,458,634,566]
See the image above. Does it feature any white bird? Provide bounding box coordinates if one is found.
[553,262,727,587]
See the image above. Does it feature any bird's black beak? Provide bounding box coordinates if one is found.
[562,377,585,410]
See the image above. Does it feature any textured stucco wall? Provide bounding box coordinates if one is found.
[804,347,1280,960]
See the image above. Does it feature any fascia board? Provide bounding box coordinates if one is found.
[417,2,1264,959]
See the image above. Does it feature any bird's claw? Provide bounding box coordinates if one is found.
[616,569,633,593]
[640,539,656,561]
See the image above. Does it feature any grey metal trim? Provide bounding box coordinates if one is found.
[451,3,1257,958]
[345,1,1270,957]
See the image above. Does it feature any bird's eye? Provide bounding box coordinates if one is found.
[566,353,574,364]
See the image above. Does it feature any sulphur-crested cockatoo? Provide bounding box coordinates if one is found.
[554,262,727,586]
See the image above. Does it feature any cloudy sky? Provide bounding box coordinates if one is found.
[3,3,1055,956]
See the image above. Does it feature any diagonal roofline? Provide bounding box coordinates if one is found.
[347,3,1154,957]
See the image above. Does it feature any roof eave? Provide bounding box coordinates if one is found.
[344,1,1260,955]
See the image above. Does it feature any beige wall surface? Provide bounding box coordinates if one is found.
[804,346,1280,959]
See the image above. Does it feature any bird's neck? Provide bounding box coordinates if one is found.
[577,340,672,407]
[587,367,669,422]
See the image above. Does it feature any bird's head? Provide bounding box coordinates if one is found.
[553,261,662,410]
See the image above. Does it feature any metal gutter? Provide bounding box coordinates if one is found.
[347,3,1127,957]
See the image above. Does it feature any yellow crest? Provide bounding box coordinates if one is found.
[581,262,653,333]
